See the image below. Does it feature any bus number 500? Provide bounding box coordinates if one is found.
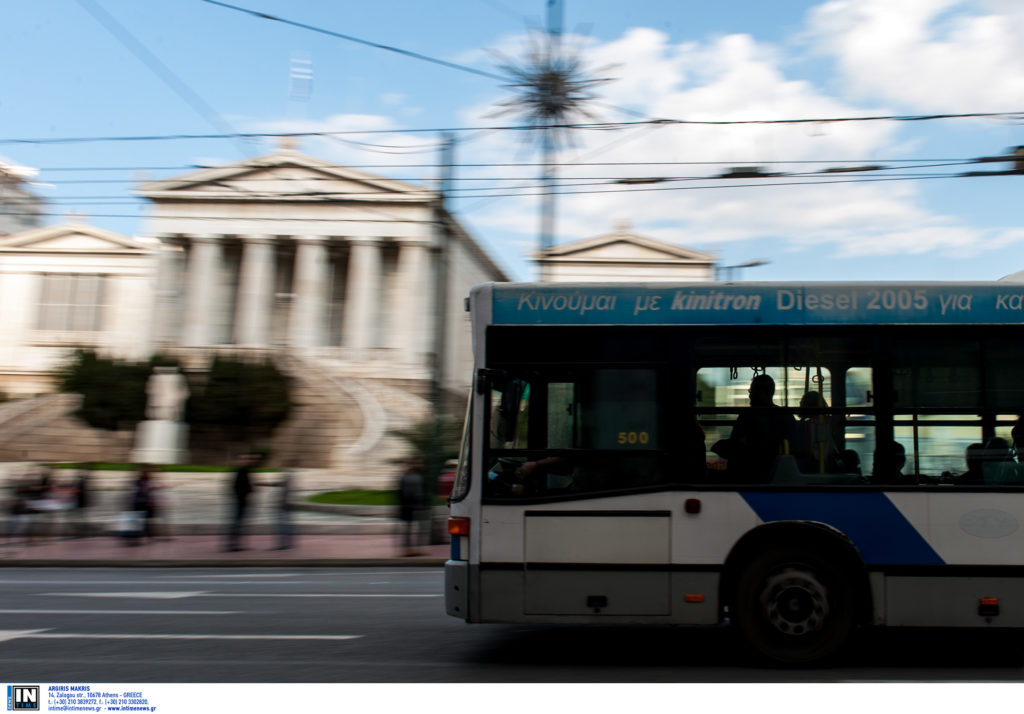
[617,431,650,445]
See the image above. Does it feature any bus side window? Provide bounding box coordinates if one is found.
[490,377,530,449]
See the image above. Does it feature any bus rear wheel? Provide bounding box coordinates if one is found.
[732,545,855,665]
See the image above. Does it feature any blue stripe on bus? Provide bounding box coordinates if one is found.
[450,535,461,561]
[740,491,945,566]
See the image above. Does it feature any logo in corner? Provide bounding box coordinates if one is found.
[7,686,39,711]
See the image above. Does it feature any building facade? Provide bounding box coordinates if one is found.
[0,149,506,470]
[0,223,155,396]
[140,147,504,391]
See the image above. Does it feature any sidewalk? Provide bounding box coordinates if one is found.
[0,533,449,567]
[1,466,450,566]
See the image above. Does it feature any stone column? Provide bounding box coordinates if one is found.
[288,235,330,348]
[342,238,382,353]
[390,239,430,363]
[181,234,222,347]
[150,235,180,347]
[234,234,276,347]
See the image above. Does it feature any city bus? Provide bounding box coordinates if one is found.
[445,281,1024,663]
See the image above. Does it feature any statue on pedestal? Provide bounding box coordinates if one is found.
[146,367,189,422]
[132,366,190,465]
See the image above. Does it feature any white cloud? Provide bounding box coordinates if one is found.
[805,0,1024,111]
[453,4,1024,276]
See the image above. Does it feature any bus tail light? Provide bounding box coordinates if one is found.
[448,517,471,536]
[684,594,705,604]
[979,597,1000,617]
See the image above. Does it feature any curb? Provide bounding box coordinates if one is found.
[0,558,447,568]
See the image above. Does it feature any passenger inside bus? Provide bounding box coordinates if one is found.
[981,437,1020,484]
[710,374,796,482]
[956,442,985,485]
[871,441,907,484]
[792,391,842,474]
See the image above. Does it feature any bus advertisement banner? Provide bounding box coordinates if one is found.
[492,283,1024,326]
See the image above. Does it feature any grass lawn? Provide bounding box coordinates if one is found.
[306,490,447,506]
[307,489,398,506]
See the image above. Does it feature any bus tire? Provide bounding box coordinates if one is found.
[732,544,855,665]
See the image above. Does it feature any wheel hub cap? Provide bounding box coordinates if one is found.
[760,567,829,636]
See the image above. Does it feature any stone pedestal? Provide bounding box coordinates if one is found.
[131,420,189,464]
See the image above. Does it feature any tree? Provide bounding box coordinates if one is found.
[185,356,292,452]
[55,349,177,430]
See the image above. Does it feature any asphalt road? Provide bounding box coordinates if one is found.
[2,567,1024,683]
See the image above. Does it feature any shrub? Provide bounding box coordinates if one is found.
[185,356,292,450]
[55,349,178,430]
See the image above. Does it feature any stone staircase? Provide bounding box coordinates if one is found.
[271,353,431,484]
[0,394,133,463]
[0,353,434,479]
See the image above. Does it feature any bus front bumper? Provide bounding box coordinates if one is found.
[445,560,469,620]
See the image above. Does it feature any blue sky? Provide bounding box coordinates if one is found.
[3,0,1023,282]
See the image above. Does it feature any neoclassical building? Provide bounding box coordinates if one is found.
[0,148,507,471]
[0,223,156,396]
[140,146,505,391]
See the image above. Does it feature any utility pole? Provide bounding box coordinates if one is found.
[538,0,564,278]
[426,133,455,542]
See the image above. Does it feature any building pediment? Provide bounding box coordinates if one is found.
[541,229,715,265]
[0,223,150,253]
[139,150,434,204]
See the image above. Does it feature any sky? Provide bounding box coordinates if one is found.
[2,0,1023,283]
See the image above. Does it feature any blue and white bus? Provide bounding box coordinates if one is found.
[445,281,1024,663]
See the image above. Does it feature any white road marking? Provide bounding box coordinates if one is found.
[200,593,442,598]
[46,592,207,599]
[159,573,301,579]
[0,629,49,642]
[45,591,439,599]
[19,632,362,641]
[0,609,236,615]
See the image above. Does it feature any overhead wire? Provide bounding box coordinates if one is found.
[29,169,1001,206]
[30,157,985,172]
[76,0,251,159]
[202,0,507,83]
[3,111,1022,145]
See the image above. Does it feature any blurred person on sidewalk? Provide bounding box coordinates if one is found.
[397,457,425,556]
[125,464,158,545]
[263,458,296,550]
[225,452,260,552]
[5,472,35,545]
[71,464,92,538]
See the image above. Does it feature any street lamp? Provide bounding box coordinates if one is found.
[715,259,770,281]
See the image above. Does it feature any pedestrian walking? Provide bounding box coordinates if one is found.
[5,473,34,545]
[71,466,91,538]
[123,464,158,545]
[225,452,260,552]
[265,462,296,550]
[25,467,55,542]
[397,457,425,556]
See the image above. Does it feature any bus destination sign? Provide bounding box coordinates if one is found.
[491,284,1024,326]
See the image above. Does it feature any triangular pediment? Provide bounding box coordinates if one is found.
[543,230,714,263]
[0,223,149,253]
[139,150,433,203]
